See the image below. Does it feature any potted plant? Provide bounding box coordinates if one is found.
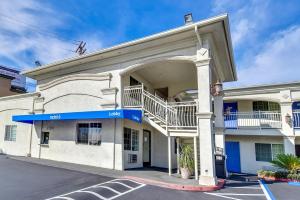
[179,144,194,179]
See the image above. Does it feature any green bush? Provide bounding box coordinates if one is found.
[274,171,288,179]
[270,154,300,174]
[257,170,275,177]
[287,173,300,181]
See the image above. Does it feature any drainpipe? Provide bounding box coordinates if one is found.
[38,120,44,159]
[194,25,202,47]
[27,97,36,157]
[113,88,117,170]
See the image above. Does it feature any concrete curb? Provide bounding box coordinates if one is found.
[122,176,225,192]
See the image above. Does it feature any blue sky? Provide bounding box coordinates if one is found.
[0,0,300,90]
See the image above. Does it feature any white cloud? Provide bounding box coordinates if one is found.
[0,0,102,70]
[212,0,270,47]
[225,25,300,87]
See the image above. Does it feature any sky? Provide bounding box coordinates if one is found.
[0,0,300,91]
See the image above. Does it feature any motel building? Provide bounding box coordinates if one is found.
[0,14,300,186]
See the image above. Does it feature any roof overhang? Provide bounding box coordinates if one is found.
[23,14,236,82]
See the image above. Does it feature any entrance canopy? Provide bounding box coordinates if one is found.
[12,109,142,124]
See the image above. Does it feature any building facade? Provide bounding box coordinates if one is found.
[223,82,300,174]
[3,14,299,186]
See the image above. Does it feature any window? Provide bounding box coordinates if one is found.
[123,127,139,151]
[255,143,284,161]
[41,132,50,145]
[4,125,17,141]
[253,101,280,112]
[77,123,102,145]
[124,128,131,150]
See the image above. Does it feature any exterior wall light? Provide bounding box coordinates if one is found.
[184,13,193,25]
[285,113,292,126]
[211,80,223,96]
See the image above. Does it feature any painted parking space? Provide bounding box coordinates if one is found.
[46,179,146,200]
[205,175,267,200]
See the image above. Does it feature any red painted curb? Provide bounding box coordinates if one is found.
[122,176,225,192]
[260,177,300,183]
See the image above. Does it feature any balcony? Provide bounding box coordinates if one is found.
[224,111,282,129]
[293,111,300,128]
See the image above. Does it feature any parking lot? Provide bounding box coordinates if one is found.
[0,155,275,200]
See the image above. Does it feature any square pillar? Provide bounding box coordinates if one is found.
[284,136,296,155]
[213,95,228,177]
[195,50,217,186]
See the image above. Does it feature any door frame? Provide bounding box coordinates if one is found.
[143,129,151,166]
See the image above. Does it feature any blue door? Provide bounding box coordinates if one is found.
[225,141,241,173]
[224,102,238,129]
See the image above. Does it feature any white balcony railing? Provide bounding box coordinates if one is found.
[293,111,300,128]
[224,111,282,129]
[123,85,197,129]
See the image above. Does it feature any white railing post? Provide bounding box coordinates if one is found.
[141,84,144,109]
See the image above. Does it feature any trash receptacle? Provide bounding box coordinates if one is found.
[215,154,226,178]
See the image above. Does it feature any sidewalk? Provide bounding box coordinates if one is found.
[9,155,224,191]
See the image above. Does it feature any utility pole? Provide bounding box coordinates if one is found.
[75,41,87,56]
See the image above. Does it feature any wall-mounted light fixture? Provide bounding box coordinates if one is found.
[285,113,292,126]
[211,80,223,96]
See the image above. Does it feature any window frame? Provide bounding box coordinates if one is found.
[253,101,280,112]
[123,127,139,151]
[76,122,102,145]
[41,132,50,145]
[255,143,284,162]
[4,125,17,142]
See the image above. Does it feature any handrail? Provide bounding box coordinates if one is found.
[123,85,197,128]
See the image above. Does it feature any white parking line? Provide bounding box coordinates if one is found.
[93,185,121,194]
[73,190,106,199]
[108,181,134,189]
[46,179,146,200]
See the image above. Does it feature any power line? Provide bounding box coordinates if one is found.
[0,13,78,45]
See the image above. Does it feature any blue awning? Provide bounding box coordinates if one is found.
[12,109,142,124]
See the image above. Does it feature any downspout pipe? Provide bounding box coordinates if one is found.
[194,25,202,47]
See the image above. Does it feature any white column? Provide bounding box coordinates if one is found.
[196,48,217,186]
[176,137,180,174]
[193,136,199,180]
[284,136,296,155]
[168,135,172,175]
[279,90,295,155]
[213,95,227,177]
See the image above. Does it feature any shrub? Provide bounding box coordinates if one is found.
[274,171,288,179]
[287,173,300,181]
[270,154,300,174]
[257,170,275,177]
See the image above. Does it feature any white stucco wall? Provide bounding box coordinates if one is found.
[30,119,123,169]
[0,94,36,156]
[226,135,284,174]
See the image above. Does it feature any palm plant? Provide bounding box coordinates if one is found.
[179,144,194,179]
[270,154,300,174]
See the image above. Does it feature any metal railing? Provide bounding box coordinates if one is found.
[224,111,282,129]
[123,85,197,129]
[293,111,300,128]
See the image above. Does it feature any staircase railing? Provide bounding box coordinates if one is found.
[123,85,197,129]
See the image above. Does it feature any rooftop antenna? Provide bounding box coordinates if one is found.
[75,41,87,56]
[35,60,42,66]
